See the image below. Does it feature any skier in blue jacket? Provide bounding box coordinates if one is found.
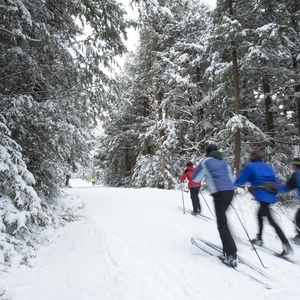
[193,144,237,267]
[235,149,292,256]
[279,158,300,244]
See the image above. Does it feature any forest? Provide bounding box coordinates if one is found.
[98,0,300,189]
[0,0,299,269]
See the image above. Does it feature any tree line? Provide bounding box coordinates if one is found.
[97,0,300,190]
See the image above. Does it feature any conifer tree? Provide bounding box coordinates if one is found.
[210,0,300,176]
[97,0,213,188]
[0,0,129,269]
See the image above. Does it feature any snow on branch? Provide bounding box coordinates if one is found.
[226,114,265,135]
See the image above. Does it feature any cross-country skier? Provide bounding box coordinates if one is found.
[180,161,202,215]
[235,149,292,256]
[192,144,237,267]
[279,158,300,245]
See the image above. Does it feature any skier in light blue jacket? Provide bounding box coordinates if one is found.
[193,144,237,267]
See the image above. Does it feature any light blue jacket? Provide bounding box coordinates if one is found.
[192,157,235,195]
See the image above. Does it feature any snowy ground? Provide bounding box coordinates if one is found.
[1,179,300,300]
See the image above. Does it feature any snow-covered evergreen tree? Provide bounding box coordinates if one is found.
[98,0,300,189]
[210,0,300,177]
[0,0,129,270]
[96,0,214,188]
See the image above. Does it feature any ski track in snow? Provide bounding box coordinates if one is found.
[1,179,300,300]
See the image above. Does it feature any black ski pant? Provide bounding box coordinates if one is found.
[295,208,300,234]
[190,187,201,213]
[257,201,289,244]
[213,190,237,256]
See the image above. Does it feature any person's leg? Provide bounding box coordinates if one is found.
[195,187,201,212]
[295,208,300,235]
[260,202,289,244]
[291,208,300,244]
[190,188,198,213]
[213,190,237,256]
[256,203,265,240]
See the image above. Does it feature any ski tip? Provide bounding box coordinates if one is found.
[191,237,198,246]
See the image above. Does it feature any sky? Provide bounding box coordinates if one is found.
[1,178,300,300]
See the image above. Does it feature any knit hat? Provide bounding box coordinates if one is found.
[206,144,218,154]
[291,158,300,165]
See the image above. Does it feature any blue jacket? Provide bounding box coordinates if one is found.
[192,157,235,195]
[234,161,279,203]
[279,170,300,201]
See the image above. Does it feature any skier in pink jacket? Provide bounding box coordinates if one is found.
[180,161,202,215]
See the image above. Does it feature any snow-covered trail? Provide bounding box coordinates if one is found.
[1,179,300,299]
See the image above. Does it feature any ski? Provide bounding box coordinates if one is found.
[178,205,212,221]
[198,238,269,278]
[236,237,300,266]
[191,237,272,289]
[191,237,214,256]
[290,237,300,246]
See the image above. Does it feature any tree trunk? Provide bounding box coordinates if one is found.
[232,47,241,175]
[152,72,166,189]
[292,54,300,148]
[296,88,300,143]
[229,0,241,175]
[124,146,130,177]
[188,90,198,145]
[196,67,205,153]
[290,1,300,150]
[262,77,275,148]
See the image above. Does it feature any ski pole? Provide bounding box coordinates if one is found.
[181,182,185,214]
[230,202,267,269]
[280,205,300,233]
[199,190,215,217]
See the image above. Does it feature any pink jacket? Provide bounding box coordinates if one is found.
[180,166,201,189]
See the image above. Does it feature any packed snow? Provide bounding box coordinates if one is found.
[1,179,300,300]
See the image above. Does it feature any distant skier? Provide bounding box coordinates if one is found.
[65,174,71,187]
[279,158,300,245]
[193,144,237,267]
[235,149,292,256]
[180,161,202,215]
[92,177,96,186]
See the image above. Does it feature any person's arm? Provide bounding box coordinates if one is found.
[180,170,188,182]
[279,172,297,193]
[234,165,251,187]
[192,160,206,183]
[227,164,235,183]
